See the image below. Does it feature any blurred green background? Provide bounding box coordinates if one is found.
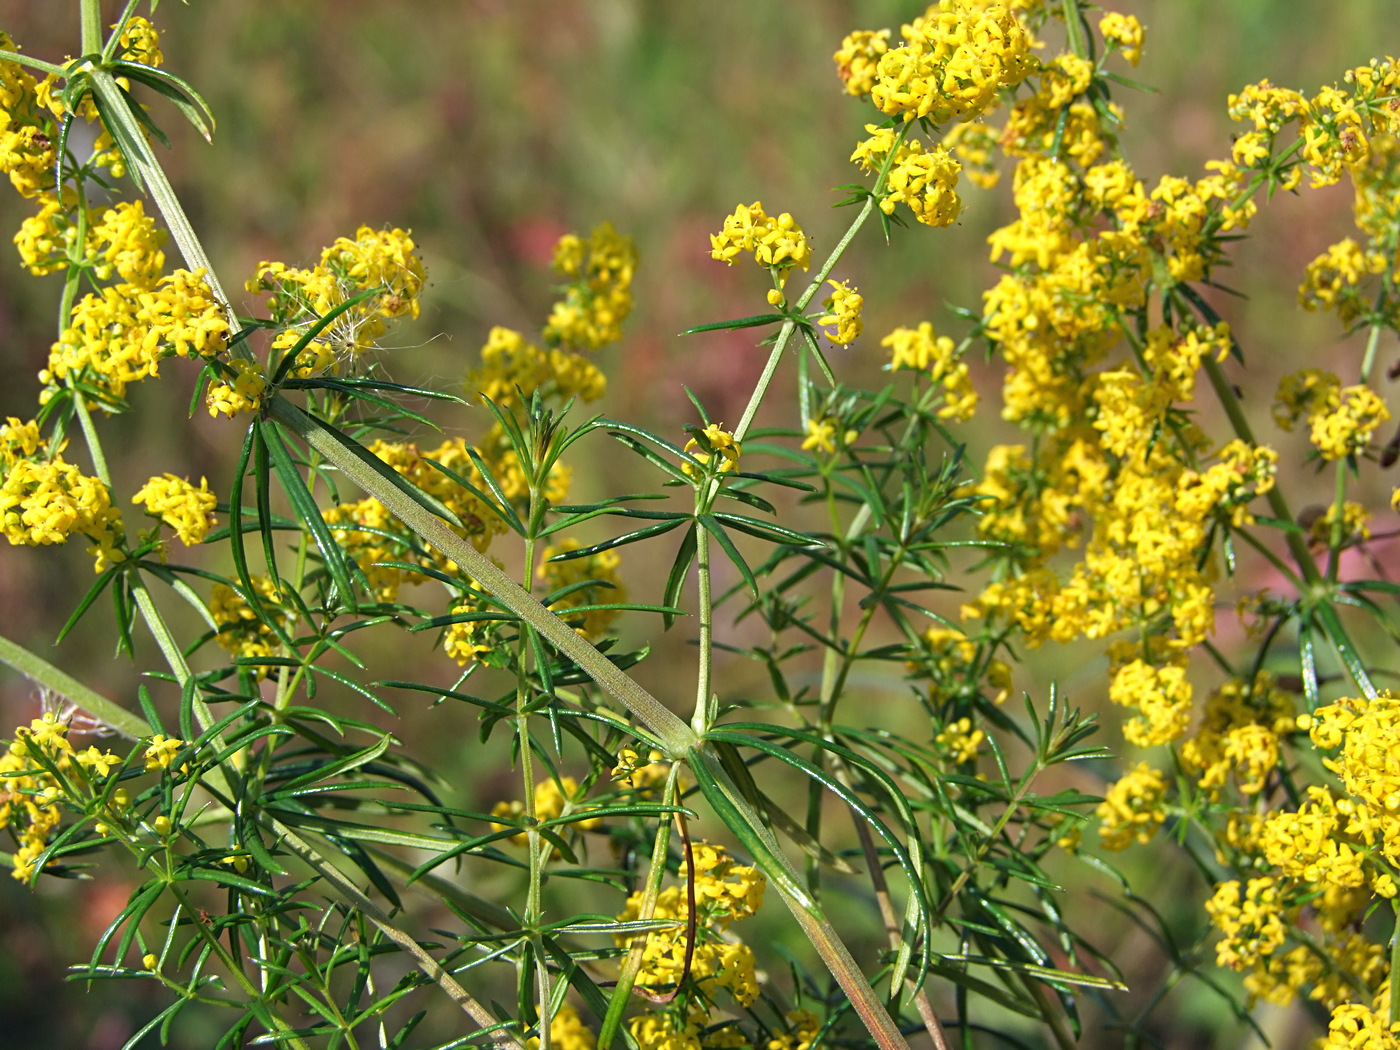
[0,1,1393,1046]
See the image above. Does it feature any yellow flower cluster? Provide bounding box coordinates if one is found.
[0,32,58,200]
[490,776,601,846]
[209,576,286,673]
[1096,762,1167,851]
[709,202,811,283]
[442,596,496,666]
[1274,369,1391,461]
[1,417,122,570]
[42,268,230,406]
[934,717,984,763]
[323,438,505,602]
[1179,673,1293,796]
[850,126,964,228]
[833,29,891,98]
[1182,695,1400,1013]
[526,1003,595,1050]
[1107,655,1193,748]
[619,842,765,1026]
[544,222,637,351]
[1098,12,1144,65]
[132,473,217,546]
[1298,238,1388,325]
[918,625,1011,706]
[538,539,626,640]
[1,713,122,881]
[467,325,607,412]
[816,280,863,345]
[247,225,425,362]
[1204,877,1288,971]
[864,1,1037,126]
[883,321,977,419]
[611,748,672,799]
[206,358,267,419]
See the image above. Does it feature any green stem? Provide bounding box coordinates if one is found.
[598,766,682,1049]
[1390,898,1400,1025]
[80,0,102,55]
[1325,455,1349,582]
[690,519,714,735]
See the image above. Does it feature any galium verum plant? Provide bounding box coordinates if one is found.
[1,3,1399,1050]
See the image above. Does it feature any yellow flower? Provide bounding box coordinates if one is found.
[882,322,978,419]
[682,424,741,477]
[816,280,863,345]
[206,358,267,418]
[833,29,890,97]
[491,776,600,846]
[1099,12,1145,66]
[143,734,187,772]
[1097,762,1168,851]
[132,474,217,546]
[801,417,838,455]
[710,202,810,282]
[869,1,1037,127]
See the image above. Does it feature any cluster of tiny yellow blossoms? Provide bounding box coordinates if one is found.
[442,594,497,666]
[209,576,286,673]
[709,202,811,284]
[0,417,123,569]
[467,325,607,413]
[1,713,123,881]
[42,267,230,408]
[323,438,505,602]
[544,222,638,351]
[682,424,742,479]
[1181,694,1400,1022]
[1179,673,1293,797]
[1097,13,1144,66]
[205,358,267,419]
[934,717,984,763]
[1298,238,1388,327]
[918,625,1011,706]
[882,321,977,419]
[816,280,863,345]
[538,539,626,640]
[247,225,425,362]
[0,31,61,200]
[861,1,1037,126]
[490,776,601,847]
[1096,762,1168,851]
[851,125,965,228]
[1274,368,1391,461]
[132,474,217,547]
[619,842,766,1043]
[1309,500,1372,549]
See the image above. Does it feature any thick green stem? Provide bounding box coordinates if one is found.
[79,0,102,55]
[690,520,715,735]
